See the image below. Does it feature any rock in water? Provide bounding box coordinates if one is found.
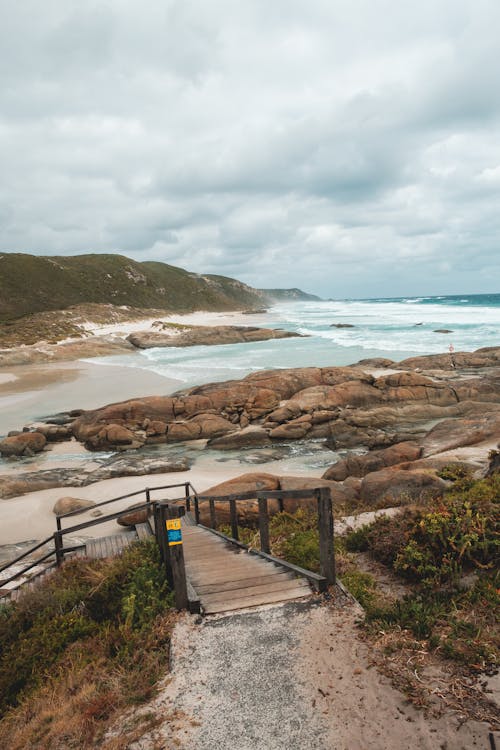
[127,325,302,349]
[0,432,46,456]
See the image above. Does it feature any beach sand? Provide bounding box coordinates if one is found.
[0,308,278,434]
[0,358,183,436]
[0,463,262,546]
[0,308,292,547]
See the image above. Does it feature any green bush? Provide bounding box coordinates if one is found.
[0,540,173,716]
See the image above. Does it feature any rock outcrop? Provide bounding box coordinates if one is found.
[127,325,302,349]
[7,346,500,513]
[323,441,422,481]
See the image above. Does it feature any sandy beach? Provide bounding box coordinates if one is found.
[0,308,275,434]
[0,308,307,547]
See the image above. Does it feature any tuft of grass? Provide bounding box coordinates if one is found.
[0,540,176,749]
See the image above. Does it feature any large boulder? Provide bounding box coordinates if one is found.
[421,412,500,456]
[286,382,383,413]
[117,503,153,526]
[85,424,144,451]
[53,496,96,516]
[360,468,446,506]
[198,472,280,525]
[269,416,312,440]
[0,432,46,456]
[189,413,235,439]
[208,426,272,450]
[373,372,457,406]
[278,475,358,510]
[323,441,422,481]
[33,424,73,441]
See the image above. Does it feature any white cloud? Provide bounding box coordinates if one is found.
[0,0,499,296]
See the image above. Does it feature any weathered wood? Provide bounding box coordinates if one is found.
[54,531,64,565]
[317,487,335,585]
[209,498,217,529]
[202,586,310,615]
[181,523,315,613]
[196,571,289,595]
[200,578,308,604]
[165,506,188,611]
[248,548,327,592]
[136,521,153,540]
[229,498,239,541]
[186,578,201,614]
[257,494,270,554]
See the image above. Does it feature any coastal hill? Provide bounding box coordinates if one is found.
[258,287,321,302]
[0,252,317,322]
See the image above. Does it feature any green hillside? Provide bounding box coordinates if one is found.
[0,253,265,321]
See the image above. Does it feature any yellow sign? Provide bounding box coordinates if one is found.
[166,518,182,545]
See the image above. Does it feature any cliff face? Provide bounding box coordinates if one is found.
[0,253,266,321]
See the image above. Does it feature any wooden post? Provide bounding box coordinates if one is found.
[153,503,162,559]
[257,494,270,554]
[209,498,217,529]
[278,496,284,513]
[165,506,188,610]
[146,487,151,504]
[53,531,64,566]
[316,487,335,585]
[193,493,200,525]
[184,483,191,512]
[229,498,239,541]
[158,504,173,588]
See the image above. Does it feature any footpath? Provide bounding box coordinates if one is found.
[124,595,491,750]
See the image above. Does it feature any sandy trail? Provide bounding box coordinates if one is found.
[122,597,492,750]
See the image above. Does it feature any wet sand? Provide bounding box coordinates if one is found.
[0,358,182,436]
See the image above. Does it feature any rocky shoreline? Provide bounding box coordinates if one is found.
[0,320,300,367]
[2,346,499,521]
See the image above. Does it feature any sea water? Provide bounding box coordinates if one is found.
[96,293,500,390]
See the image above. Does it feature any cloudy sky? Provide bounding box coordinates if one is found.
[1,1,499,298]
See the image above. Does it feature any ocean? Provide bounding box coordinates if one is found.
[96,293,500,389]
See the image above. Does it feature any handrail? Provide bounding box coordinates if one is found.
[0,549,57,588]
[0,481,197,597]
[58,502,151,536]
[0,535,55,575]
[56,481,193,520]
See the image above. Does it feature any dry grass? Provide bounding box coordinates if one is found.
[0,542,178,749]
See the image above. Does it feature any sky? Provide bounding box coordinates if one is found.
[1,0,499,299]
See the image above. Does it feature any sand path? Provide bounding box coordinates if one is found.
[123,597,491,750]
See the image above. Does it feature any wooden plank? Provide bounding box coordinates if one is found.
[196,571,291,594]
[186,578,201,614]
[317,487,335,585]
[202,585,311,615]
[201,578,310,604]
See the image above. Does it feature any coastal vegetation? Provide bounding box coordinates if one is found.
[0,251,318,329]
[221,471,499,724]
[0,540,175,749]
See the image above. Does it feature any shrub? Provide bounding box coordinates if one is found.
[0,540,173,717]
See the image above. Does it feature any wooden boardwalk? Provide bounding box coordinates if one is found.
[182,524,311,615]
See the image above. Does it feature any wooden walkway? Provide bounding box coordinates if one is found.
[182,524,311,615]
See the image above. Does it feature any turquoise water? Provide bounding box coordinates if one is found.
[94,293,500,390]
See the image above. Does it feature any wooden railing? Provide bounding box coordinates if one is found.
[0,481,198,596]
[1,481,336,609]
[191,486,336,590]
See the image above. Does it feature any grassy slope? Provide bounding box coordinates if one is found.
[0,253,265,321]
